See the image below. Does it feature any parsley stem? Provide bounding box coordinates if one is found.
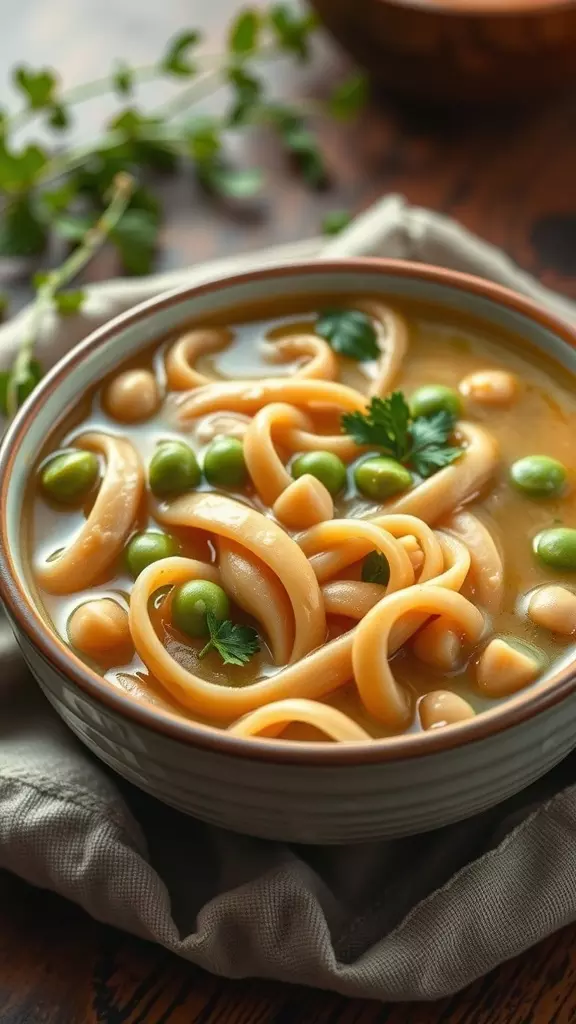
[198,638,213,659]
[6,171,134,418]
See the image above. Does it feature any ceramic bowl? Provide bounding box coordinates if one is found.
[2,259,576,844]
[309,0,576,104]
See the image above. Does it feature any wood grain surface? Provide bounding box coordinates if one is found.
[2,2,576,1022]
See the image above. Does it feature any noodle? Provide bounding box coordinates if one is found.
[353,586,485,728]
[228,699,371,741]
[176,377,366,421]
[156,492,326,662]
[260,334,338,380]
[36,433,144,595]
[165,328,234,389]
[444,510,504,613]
[218,539,294,665]
[353,299,409,397]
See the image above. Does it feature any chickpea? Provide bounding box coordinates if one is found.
[476,637,542,697]
[104,369,159,423]
[528,585,576,636]
[273,475,333,529]
[195,413,250,444]
[68,599,131,657]
[420,691,475,730]
[459,369,518,407]
[413,620,461,672]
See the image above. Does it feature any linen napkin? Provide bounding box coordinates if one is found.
[2,194,576,1002]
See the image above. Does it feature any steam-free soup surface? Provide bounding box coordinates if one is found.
[24,294,576,743]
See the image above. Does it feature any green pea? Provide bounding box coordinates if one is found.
[354,457,412,500]
[40,450,99,505]
[410,385,462,419]
[149,441,201,498]
[125,531,179,578]
[533,528,576,571]
[204,436,248,489]
[172,579,230,638]
[291,450,347,497]
[509,455,567,498]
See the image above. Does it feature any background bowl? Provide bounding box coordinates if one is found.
[2,259,576,844]
[309,0,576,104]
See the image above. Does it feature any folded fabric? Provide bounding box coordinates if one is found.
[2,195,576,1001]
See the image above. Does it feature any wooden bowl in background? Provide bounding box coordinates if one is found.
[309,0,576,104]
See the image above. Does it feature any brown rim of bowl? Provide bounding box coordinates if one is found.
[371,0,576,16]
[1,257,576,767]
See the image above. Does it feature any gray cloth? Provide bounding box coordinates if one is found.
[2,195,576,1001]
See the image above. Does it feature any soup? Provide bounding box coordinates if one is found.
[24,294,576,743]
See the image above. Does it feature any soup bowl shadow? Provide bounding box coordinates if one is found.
[1,259,576,845]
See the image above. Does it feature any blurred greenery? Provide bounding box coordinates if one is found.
[0,4,367,414]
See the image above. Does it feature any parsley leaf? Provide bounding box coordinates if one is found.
[199,611,260,667]
[48,103,70,131]
[0,359,43,415]
[265,105,328,188]
[161,30,201,77]
[53,289,85,316]
[409,411,461,477]
[0,195,47,256]
[342,392,410,457]
[269,5,317,60]
[199,163,262,199]
[13,66,58,110]
[317,309,379,362]
[111,207,158,275]
[361,551,390,586]
[321,209,351,236]
[227,65,262,126]
[328,73,368,120]
[342,392,463,479]
[228,9,261,55]
[113,62,133,97]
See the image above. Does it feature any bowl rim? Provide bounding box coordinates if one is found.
[369,0,576,19]
[2,256,576,767]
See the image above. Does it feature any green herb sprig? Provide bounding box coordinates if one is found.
[342,392,462,479]
[0,4,367,416]
[199,610,260,666]
[0,6,366,269]
[316,309,379,361]
[1,172,135,417]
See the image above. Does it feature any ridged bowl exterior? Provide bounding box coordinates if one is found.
[15,623,576,843]
[2,260,576,844]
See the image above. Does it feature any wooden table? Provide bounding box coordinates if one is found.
[3,2,576,1021]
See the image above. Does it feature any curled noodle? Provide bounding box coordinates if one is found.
[156,492,325,662]
[353,299,409,397]
[228,699,371,741]
[37,433,144,595]
[353,586,485,728]
[165,328,233,389]
[260,334,338,380]
[382,422,500,524]
[177,377,366,421]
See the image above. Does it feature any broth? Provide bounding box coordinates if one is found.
[23,294,576,742]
